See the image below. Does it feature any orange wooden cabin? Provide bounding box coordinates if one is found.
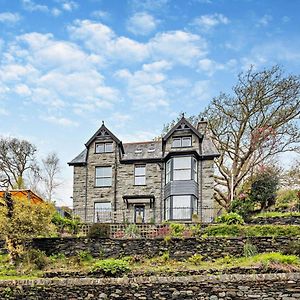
[0,189,44,204]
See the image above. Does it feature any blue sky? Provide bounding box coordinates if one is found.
[0,0,299,206]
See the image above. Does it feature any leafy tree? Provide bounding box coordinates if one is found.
[0,137,37,189]
[0,193,55,264]
[203,66,300,209]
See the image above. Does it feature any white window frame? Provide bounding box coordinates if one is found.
[95,142,113,153]
[172,136,192,148]
[95,166,112,187]
[134,165,146,185]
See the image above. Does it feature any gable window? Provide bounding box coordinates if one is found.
[134,165,146,185]
[172,136,192,148]
[165,156,198,183]
[95,142,113,153]
[94,202,112,223]
[95,166,112,187]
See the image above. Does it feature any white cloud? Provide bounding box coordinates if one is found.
[69,20,207,66]
[115,60,171,110]
[61,1,78,12]
[257,14,272,27]
[91,10,110,20]
[130,0,169,12]
[0,12,21,24]
[21,0,49,13]
[41,116,79,127]
[191,80,212,102]
[198,58,237,76]
[127,12,158,36]
[150,31,207,66]
[192,13,229,30]
[0,31,120,113]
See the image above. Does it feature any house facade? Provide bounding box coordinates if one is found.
[68,116,219,224]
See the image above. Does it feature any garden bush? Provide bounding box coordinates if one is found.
[215,212,245,225]
[22,249,49,270]
[243,242,258,257]
[92,258,131,277]
[88,223,110,238]
[202,224,300,237]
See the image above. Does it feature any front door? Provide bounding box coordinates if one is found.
[134,205,145,223]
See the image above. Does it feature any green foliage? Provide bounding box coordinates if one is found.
[22,249,49,270]
[160,251,170,262]
[252,211,300,218]
[92,258,131,277]
[275,189,300,212]
[88,223,110,238]
[243,242,258,257]
[76,250,93,263]
[169,222,185,237]
[202,224,300,237]
[249,166,279,211]
[230,198,254,219]
[124,224,140,238]
[253,252,300,265]
[187,254,203,265]
[52,213,81,235]
[283,241,300,256]
[215,212,245,225]
[0,199,55,263]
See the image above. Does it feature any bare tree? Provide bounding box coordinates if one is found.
[203,66,300,209]
[42,152,61,202]
[0,137,37,189]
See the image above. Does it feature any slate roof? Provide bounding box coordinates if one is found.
[122,141,163,161]
[202,137,219,157]
[68,149,87,166]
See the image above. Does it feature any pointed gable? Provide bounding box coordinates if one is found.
[163,116,203,142]
[85,122,124,153]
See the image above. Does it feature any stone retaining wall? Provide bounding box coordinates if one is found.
[248,216,300,225]
[26,236,299,259]
[0,273,300,299]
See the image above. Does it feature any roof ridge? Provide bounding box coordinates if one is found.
[123,141,161,145]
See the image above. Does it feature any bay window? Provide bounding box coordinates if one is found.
[165,195,197,220]
[165,156,198,183]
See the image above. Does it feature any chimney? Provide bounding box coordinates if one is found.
[197,117,208,135]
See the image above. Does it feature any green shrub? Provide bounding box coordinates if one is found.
[202,224,300,237]
[124,224,140,238]
[92,258,131,277]
[52,213,81,235]
[188,254,203,265]
[275,189,300,212]
[22,249,49,270]
[243,242,258,257]
[253,252,300,265]
[169,223,186,237]
[215,212,245,225]
[76,250,93,262]
[88,223,110,238]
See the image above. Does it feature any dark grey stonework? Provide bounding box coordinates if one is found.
[10,236,297,259]
[248,216,300,225]
[0,273,300,299]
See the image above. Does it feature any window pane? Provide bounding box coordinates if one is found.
[95,143,104,153]
[96,167,112,177]
[135,176,145,185]
[105,143,113,152]
[135,165,145,176]
[182,137,192,147]
[96,177,112,187]
[174,157,191,169]
[165,197,171,220]
[172,138,181,147]
[173,196,191,220]
[94,202,112,223]
[173,169,191,180]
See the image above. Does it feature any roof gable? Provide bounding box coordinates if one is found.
[85,122,124,153]
[163,116,203,142]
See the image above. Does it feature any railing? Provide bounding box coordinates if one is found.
[72,207,218,225]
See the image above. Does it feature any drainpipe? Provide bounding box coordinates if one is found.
[84,163,88,223]
[114,146,118,214]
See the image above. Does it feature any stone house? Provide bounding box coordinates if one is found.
[68,116,219,224]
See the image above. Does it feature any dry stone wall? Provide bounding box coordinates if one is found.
[0,273,300,299]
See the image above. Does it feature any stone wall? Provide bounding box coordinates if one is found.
[23,236,299,259]
[0,273,300,299]
[248,216,300,225]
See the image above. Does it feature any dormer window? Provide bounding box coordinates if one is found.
[95,142,113,153]
[172,136,192,148]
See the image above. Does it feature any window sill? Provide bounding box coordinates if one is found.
[171,146,193,149]
[94,186,112,188]
[94,152,114,154]
[133,184,147,186]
